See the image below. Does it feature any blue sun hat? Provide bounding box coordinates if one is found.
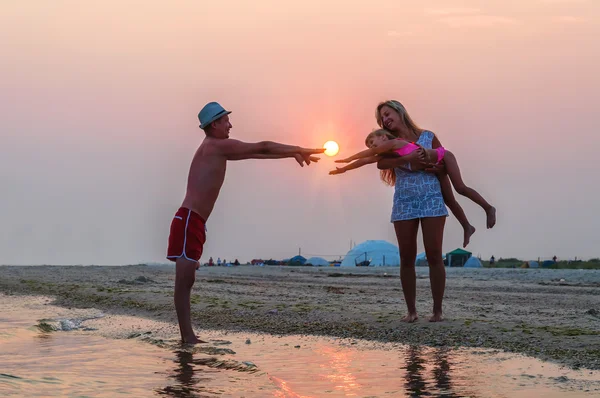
[198,102,232,129]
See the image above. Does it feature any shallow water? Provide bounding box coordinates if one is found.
[1,295,599,397]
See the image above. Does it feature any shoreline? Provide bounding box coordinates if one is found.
[1,264,598,370]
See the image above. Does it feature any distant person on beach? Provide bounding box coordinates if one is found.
[330,128,496,229]
[490,255,495,265]
[166,101,324,344]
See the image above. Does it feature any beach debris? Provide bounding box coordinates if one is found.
[127,331,152,339]
[245,338,251,344]
[118,276,154,285]
[35,315,103,333]
[210,339,233,346]
[324,286,345,294]
[193,357,259,373]
[197,346,236,355]
[294,345,301,349]
[268,309,278,314]
[586,309,599,317]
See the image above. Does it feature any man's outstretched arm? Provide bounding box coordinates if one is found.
[215,139,324,160]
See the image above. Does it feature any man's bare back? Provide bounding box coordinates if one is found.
[181,138,227,222]
[168,102,324,344]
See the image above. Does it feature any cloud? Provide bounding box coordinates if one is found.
[440,15,519,28]
[553,15,587,23]
[538,0,588,3]
[387,30,414,37]
[425,7,482,16]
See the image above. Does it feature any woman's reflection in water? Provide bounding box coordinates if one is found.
[403,346,466,397]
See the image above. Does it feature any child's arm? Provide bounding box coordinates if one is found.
[335,140,399,163]
[376,147,426,170]
[329,156,379,175]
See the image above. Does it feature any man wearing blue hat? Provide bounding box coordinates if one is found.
[167,101,324,344]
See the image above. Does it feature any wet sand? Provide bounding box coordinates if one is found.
[3,294,600,397]
[1,265,598,370]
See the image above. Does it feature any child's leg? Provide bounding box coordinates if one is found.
[439,174,476,248]
[443,151,496,229]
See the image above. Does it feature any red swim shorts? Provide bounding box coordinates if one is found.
[166,207,206,262]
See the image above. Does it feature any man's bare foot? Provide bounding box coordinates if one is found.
[463,224,476,248]
[182,335,208,344]
[486,206,496,229]
[429,312,444,322]
[402,313,419,323]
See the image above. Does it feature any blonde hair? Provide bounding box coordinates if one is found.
[375,100,424,186]
[364,129,395,148]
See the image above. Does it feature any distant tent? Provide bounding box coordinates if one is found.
[416,252,428,266]
[464,257,482,268]
[306,257,329,266]
[446,248,472,267]
[529,261,540,268]
[341,240,400,267]
[542,260,554,268]
[288,255,307,265]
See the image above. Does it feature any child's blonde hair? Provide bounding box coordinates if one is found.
[364,129,395,148]
[364,129,397,186]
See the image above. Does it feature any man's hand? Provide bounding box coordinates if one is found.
[300,147,326,155]
[329,167,346,175]
[294,153,321,167]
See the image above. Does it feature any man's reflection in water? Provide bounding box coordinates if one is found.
[157,350,213,398]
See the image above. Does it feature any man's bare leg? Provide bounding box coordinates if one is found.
[174,257,206,344]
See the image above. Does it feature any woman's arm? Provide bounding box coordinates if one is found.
[426,133,446,174]
[377,148,426,170]
[330,156,379,175]
[336,140,398,163]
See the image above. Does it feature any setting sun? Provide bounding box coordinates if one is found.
[323,141,339,157]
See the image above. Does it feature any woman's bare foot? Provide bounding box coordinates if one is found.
[182,335,208,344]
[486,206,496,229]
[429,312,444,322]
[402,313,419,323]
[463,224,476,248]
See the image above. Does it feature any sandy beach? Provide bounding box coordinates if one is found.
[1,265,598,370]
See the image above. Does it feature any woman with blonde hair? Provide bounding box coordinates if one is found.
[374,100,494,322]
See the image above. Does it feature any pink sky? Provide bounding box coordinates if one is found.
[1,0,599,264]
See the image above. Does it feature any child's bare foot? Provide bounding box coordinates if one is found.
[402,313,419,323]
[182,335,208,344]
[429,312,444,322]
[463,224,476,248]
[486,206,496,229]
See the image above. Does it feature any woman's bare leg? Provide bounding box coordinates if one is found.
[444,151,496,228]
[421,216,446,322]
[438,174,476,247]
[394,219,420,322]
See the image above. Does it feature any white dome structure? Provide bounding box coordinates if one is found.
[341,240,400,267]
[306,257,329,266]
